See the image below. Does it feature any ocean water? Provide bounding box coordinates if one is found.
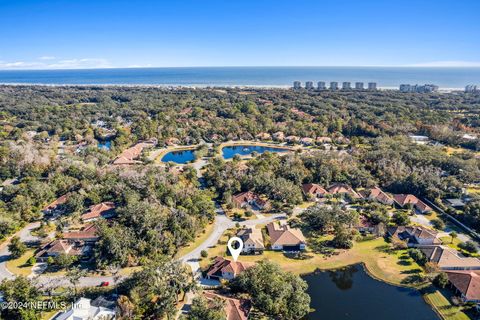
[0,67,479,88]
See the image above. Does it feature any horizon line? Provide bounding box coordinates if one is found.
[2,65,480,72]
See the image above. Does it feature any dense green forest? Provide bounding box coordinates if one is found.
[1,85,479,247]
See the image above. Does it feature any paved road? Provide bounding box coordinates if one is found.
[0,222,40,281]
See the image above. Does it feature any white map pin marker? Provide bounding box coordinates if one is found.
[227,237,243,262]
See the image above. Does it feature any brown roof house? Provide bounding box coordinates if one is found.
[255,132,272,141]
[446,270,480,304]
[419,246,480,270]
[358,187,394,206]
[81,202,116,222]
[302,183,329,200]
[205,257,254,281]
[327,183,361,199]
[42,194,70,217]
[393,194,432,214]
[237,227,265,253]
[266,221,306,251]
[63,224,99,243]
[35,240,92,262]
[203,292,251,320]
[112,138,157,165]
[387,226,441,246]
[355,216,386,236]
[272,131,285,142]
[232,191,270,211]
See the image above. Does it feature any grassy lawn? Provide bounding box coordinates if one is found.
[440,236,480,257]
[6,249,35,276]
[467,186,480,195]
[201,232,423,286]
[424,290,470,320]
[297,202,315,209]
[176,222,216,258]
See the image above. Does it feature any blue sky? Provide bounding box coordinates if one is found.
[0,0,479,69]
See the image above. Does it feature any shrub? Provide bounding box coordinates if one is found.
[459,241,478,253]
[431,218,445,230]
[434,272,449,288]
[200,250,208,258]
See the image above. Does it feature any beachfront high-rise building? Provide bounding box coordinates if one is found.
[342,82,351,90]
[305,81,314,90]
[355,82,364,90]
[293,81,301,90]
[400,84,411,92]
[368,82,377,90]
[317,81,326,90]
[330,82,338,90]
[400,84,439,93]
[465,85,478,93]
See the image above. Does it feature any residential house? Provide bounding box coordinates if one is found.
[43,194,70,217]
[302,183,329,200]
[300,137,314,145]
[205,257,253,281]
[81,202,116,222]
[232,191,270,211]
[387,226,441,246]
[50,297,115,320]
[255,132,271,141]
[393,194,432,214]
[327,183,360,199]
[285,135,300,144]
[445,198,466,208]
[355,216,386,236]
[419,246,480,270]
[112,138,157,165]
[203,292,251,320]
[358,187,394,205]
[266,221,306,251]
[316,136,332,144]
[35,239,91,262]
[445,270,480,304]
[63,224,99,243]
[272,131,285,141]
[237,227,265,253]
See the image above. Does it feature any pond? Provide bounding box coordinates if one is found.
[302,264,438,320]
[97,140,112,150]
[161,149,196,164]
[222,145,289,159]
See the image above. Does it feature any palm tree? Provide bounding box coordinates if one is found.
[450,231,458,244]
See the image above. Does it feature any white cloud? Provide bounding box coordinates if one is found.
[405,61,480,67]
[0,57,113,70]
[38,56,56,60]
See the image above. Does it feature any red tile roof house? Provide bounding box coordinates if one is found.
[81,202,116,222]
[232,191,270,211]
[445,270,480,305]
[358,187,394,206]
[393,194,432,214]
[387,226,441,246]
[302,183,329,200]
[205,257,254,281]
[355,216,386,236]
[63,224,99,243]
[266,221,307,251]
[42,194,70,217]
[112,138,157,165]
[327,183,361,200]
[203,292,251,320]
